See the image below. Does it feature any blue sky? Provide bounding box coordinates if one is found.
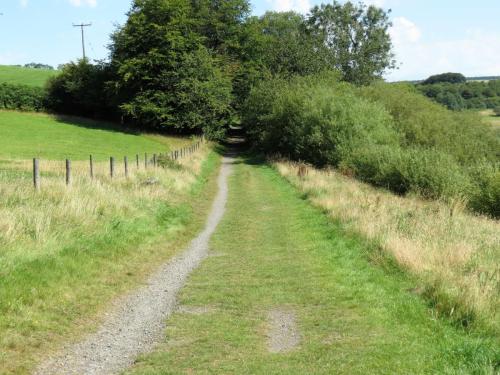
[1,0,499,81]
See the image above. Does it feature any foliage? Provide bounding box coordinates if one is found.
[417,79,500,110]
[243,74,500,217]
[108,0,234,139]
[494,106,500,116]
[0,83,46,112]
[46,60,117,119]
[422,72,466,85]
[306,1,395,85]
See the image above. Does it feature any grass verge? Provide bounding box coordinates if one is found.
[125,156,499,375]
[0,144,220,374]
[275,160,500,336]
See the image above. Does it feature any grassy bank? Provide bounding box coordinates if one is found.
[125,157,498,374]
[0,111,192,161]
[275,160,500,336]
[0,65,57,87]
[0,143,220,374]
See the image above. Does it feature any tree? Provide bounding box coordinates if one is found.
[306,1,395,85]
[422,72,466,85]
[46,59,115,118]
[109,0,233,138]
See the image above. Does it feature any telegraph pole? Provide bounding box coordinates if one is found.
[73,23,92,60]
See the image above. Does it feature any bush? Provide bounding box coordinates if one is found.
[244,74,500,218]
[469,164,500,217]
[494,106,500,116]
[0,83,46,112]
[45,60,116,120]
[243,72,398,167]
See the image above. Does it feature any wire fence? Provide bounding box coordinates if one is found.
[26,138,204,190]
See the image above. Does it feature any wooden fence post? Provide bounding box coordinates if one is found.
[153,154,157,167]
[110,157,115,178]
[66,159,71,186]
[89,155,94,179]
[145,153,148,169]
[136,154,139,169]
[33,158,40,190]
[124,156,129,178]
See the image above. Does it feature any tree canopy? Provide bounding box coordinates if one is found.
[46,0,397,138]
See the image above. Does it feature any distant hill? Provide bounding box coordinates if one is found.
[0,65,59,87]
[405,76,500,84]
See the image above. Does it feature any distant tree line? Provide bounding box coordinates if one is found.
[417,73,500,111]
[24,63,55,70]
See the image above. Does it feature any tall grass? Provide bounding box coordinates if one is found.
[276,160,500,335]
[0,143,216,373]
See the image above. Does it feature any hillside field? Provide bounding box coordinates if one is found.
[0,65,58,87]
[0,111,191,161]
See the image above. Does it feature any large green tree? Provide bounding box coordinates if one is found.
[307,1,395,85]
[109,0,234,138]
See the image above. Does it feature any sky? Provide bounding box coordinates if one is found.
[0,0,499,81]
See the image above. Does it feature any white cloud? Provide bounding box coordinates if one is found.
[387,20,500,81]
[19,0,28,8]
[69,0,97,7]
[390,16,421,45]
[266,0,311,14]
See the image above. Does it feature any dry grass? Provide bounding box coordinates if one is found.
[0,147,207,269]
[275,160,500,334]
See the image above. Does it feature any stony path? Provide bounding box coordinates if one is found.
[35,156,234,375]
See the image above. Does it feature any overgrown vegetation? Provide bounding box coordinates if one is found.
[242,73,500,218]
[0,83,45,112]
[418,76,500,110]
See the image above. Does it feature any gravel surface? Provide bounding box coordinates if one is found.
[35,156,234,375]
[267,309,301,353]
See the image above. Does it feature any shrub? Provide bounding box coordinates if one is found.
[469,163,500,217]
[0,83,46,112]
[45,60,116,120]
[243,73,398,167]
[244,74,500,217]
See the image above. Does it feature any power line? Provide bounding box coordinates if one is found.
[72,23,92,60]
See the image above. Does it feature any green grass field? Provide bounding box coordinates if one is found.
[125,156,499,374]
[0,65,58,87]
[0,111,191,161]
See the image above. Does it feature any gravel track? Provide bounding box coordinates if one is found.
[35,156,234,375]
